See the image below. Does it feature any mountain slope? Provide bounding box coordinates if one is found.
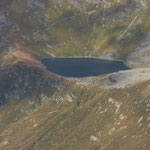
[0,0,150,150]
[0,81,150,150]
[0,0,149,66]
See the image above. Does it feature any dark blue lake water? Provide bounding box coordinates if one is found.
[41,57,130,77]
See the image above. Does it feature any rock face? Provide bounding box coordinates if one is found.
[0,15,11,29]
[27,0,45,9]
[0,62,63,105]
[74,67,150,89]
[127,36,150,67]
[103,68,150,88]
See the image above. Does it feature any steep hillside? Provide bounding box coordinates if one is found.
[0,0,150,150]
[0,0,149,66]
[0,79,150,150]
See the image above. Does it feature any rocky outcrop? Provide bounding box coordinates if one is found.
[127,36,150,67]
[103,68,150,88]
[0,15,12,29]
[0,62,63,105]
[27,0,45,9]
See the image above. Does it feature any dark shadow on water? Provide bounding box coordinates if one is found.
[41,57,130,77]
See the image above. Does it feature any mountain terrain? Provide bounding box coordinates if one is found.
[0,0,150,150]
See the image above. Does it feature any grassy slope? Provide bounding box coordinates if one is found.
[0,81,150,150]
[0,1,150,150]
[5,0,149,60]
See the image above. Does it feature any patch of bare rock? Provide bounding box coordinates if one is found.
[75,68,150,89]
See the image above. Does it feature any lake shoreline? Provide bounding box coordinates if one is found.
[41,57,130,78]
[41,56,127,63]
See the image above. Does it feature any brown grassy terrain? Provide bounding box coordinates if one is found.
[0,0,150,150]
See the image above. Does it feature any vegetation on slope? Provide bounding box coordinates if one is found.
[1,0,149,63]
[0,81,150,150]
[0,1,150,150]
